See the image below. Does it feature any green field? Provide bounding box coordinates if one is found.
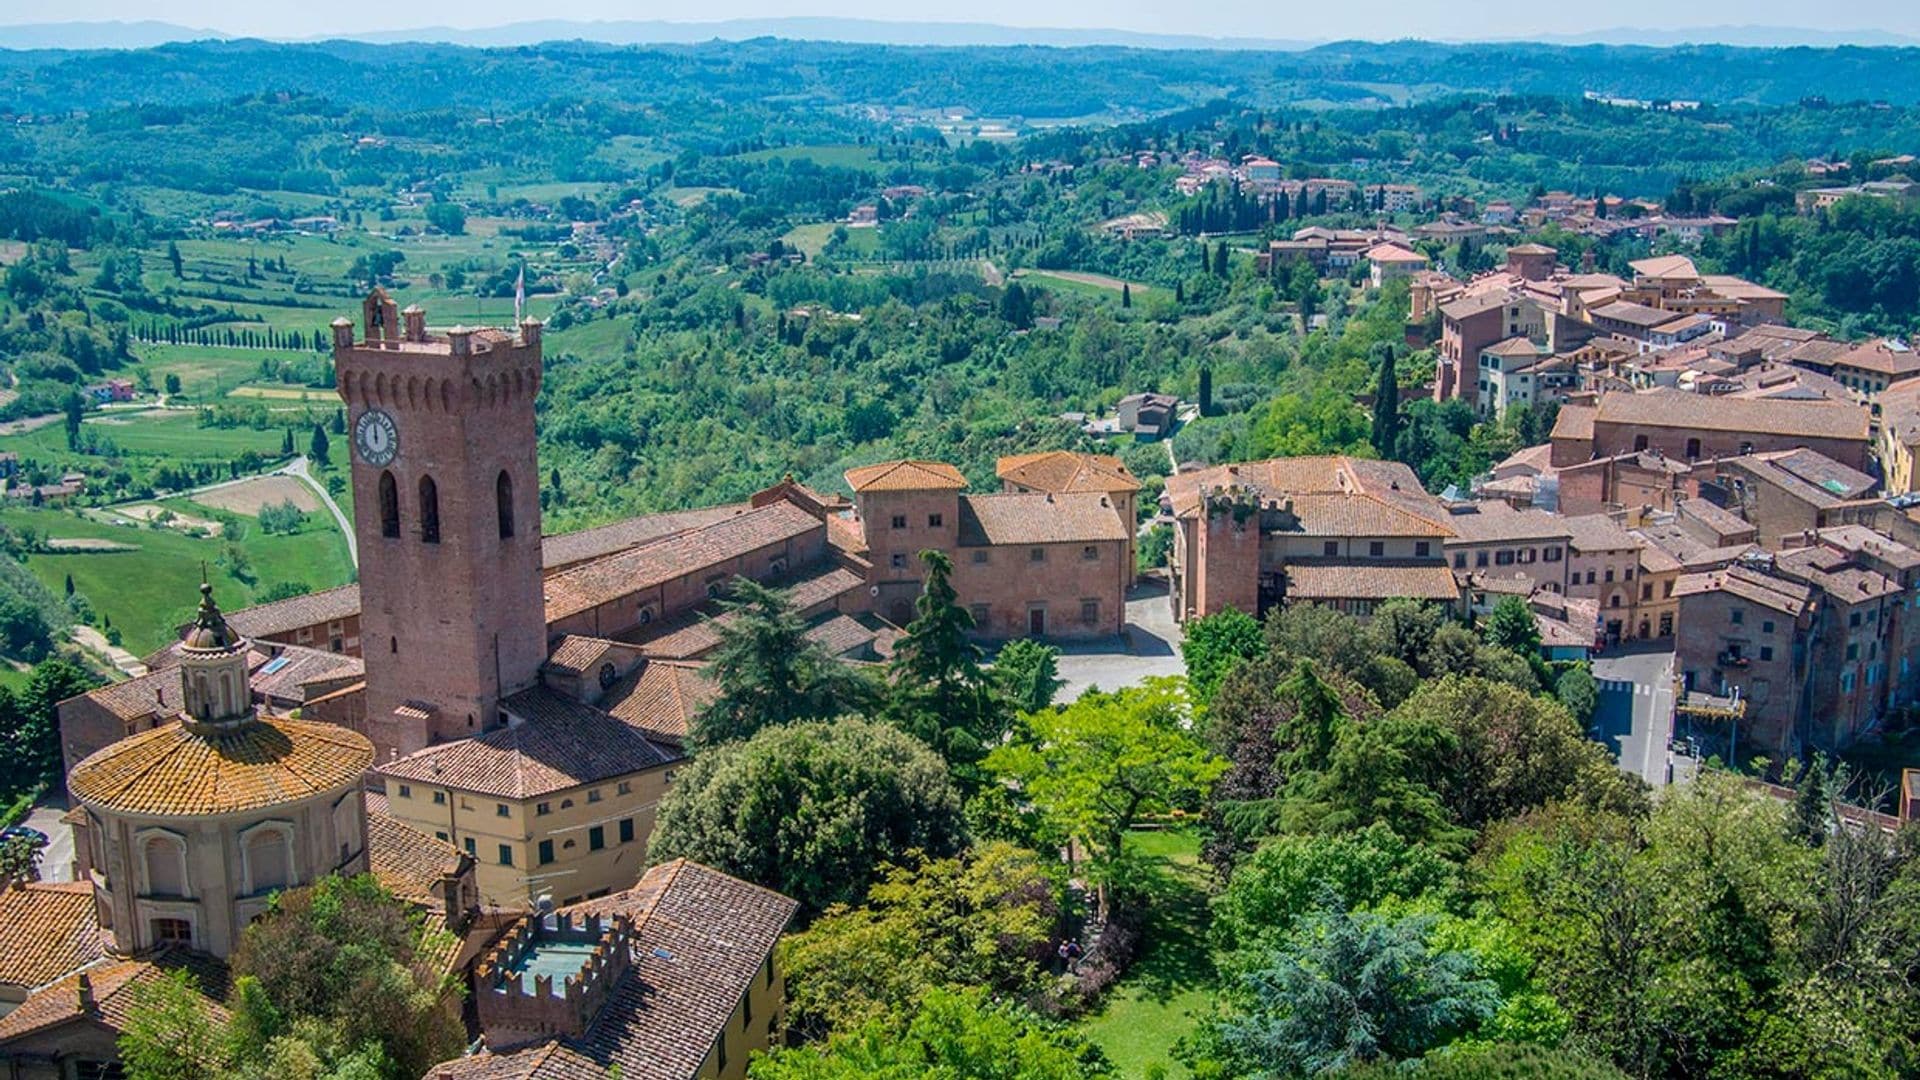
[1015,270,1172,305]
[1076,828,1215,1078]
[0,409,297,470]
[0,504,354,656]
[734,143,882,171]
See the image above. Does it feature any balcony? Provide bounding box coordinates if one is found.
[1718,651,1750,668]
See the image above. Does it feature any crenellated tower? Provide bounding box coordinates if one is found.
[333,289,548,758]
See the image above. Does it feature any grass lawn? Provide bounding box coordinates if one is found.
[780,222,841,259]
[1014,269,1172,306]
[0,505,354,655]
[1078,827,1217,1078]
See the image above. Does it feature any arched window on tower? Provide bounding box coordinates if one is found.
[378,471,400,539]
[496,470,515,539]
[142,834,187,897]
[418,475,440,544]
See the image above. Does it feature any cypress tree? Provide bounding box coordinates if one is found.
[1121,283,1132,308]
[1371,344,1401,458]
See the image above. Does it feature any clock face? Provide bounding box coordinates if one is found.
[353,408,399,467]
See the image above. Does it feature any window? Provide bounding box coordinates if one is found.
[1030,548,1046,563]
[1519,548,1535,564]
[1476,551,1489,568]
[1611,594,1622,608]
[890,514,908,529]
[1685,437,1701,460]
[1415,541,1431,558]
[1850,611,1863,627]
[619,818,635,844]
[1634,435,1649,452]
[378,471,400,538]
[1369,541,1385,558]
[972,550,990,564]
[243,826,291,895]
[1759,646,1774,661]
[1452,552,1465,569]
[143,835,187,897]
[969,604,990,625]
[589,826,605,851]
[1080,599,1100,626]
[396,784,412,799]
[1327,541,1342,557]
[497,845,514,866]
[435,831,448,842]
[536,802,551,816]
[152,918,193,946]
[1081,545,1099,562]
[1847,643,1860,661]
[1842,671,1856,693]
[1642,584,1653,600]
[1731,608,1744,625]
[1762,620,1774,634]
[495,803,510,818]
[496,470,515,538]
[928,514,943,528]
[587,788,603,804]
[1624,567,1634,580]
[538,840,554,865]
[432,790,447,806]
[463,838,475,856]
[1495,550,1515,566]
[1604,567,1615,582]
[638,606,654,625]
[617,781,632,796]
[417,475,440,544]
[890,553,908,569]
[599,663,619,690]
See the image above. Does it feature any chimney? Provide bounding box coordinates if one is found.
[402,304,427,343]
[76,972,94,1012]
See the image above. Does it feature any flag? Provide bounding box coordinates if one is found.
[513,265,526,325]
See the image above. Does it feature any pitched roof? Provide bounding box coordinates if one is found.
[224,583,361,640]
[1561,513,1642,555]
[843,460,967,493]
[0,883,104,990]
[597,661,713,746]
[1550,404,1597,443]
[543,502,823,622]
[995,451,1139,495]
[69,667,176,723]
[1631,253,1700,279]
[1730,449,1876,507]
[249,644,362,703]
[69,714,375,818]
[1165,456,1446,530]
[541,504,754,571]
[1483,336,1545,358]
[0,952,228,1044]
[1830,338,1920,378]
[1284,561,1462,601]
[619,565,868,661]
[426,861,798,1080]
[1775,545,1902,603]
[367,803,467,907]
[1675,563,1811,615]
[377,689,680,800]
[956,492,1129,546]
[1592,300,1683,329]
[1593,388,1868,442]
[1366,242,1429,263]
[1443,503,1573,545]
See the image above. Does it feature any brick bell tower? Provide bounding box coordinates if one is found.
[333,288,548,759]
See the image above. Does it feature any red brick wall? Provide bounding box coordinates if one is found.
[950,539,1126,639]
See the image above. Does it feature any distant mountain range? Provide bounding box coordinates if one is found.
[0,17,1915,52]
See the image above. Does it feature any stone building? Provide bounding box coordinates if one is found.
[65,583,376,960]
[1167,457,1460,620]
[1550,389,1871,471]
[1441,501,1572,595]
[430,860,797,1080]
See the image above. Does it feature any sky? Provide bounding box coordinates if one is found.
[9,0,1920,43]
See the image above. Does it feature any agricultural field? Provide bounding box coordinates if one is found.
[734,143,883,171]
[0,409,296,471]
[0,500,354,655]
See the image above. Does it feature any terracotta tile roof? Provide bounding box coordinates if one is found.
[542,505,753,571]
[1675,564,1812,615]
[804,613,884,657]
[1592,300,1683,329]
[843,460,967,493]
[1165,456,1444,528]
[1831,339,1920,378]
[598,660,713,746]
[1287,493,1454,538]
[1442,502,1572,545]
[367,802,467,907]
[1631,254,1700,279]
[1775,545,1902,602]
[1730,449,1875,508]
[69,715,375,817]
[0,883,103,990]
[378,689,680,800]
[250,644,362,703]
[0,951,228,1044]
[995,451,1139,495]
[1285,560,1462,602]
[1366,242,1428,263]
[428,860,798,1080]
[69,668,175,723]
[1593,388,1868,442]
[1561,513,1642,555]
[825,513,867,554]
[1483,336,1545,358]
[956,492,1129,546]
[544,636,640,679]
[224,583,361,640]
[619,565,868,661]
[1813,525,1920,570]
[1439,290,1511,321]
[543,502,823,623]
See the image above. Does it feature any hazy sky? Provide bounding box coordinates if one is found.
[11,0,1920,42]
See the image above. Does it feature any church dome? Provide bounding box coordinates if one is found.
[69,714,374,818]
